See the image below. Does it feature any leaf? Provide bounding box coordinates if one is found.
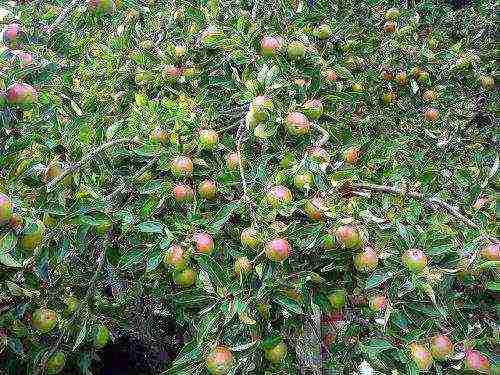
[485,281,500,292]
[173,289,217,308]
[207,201,240,233]
[196,306,221,343]
[167,340,203,374]
[0,232,17,253]
[365,270,393,289]
[197,255,226,290]
[73,320,88,351]
[118,249,146,271]
[273,293,303,315]
[0,252,22,268]
[136,220,164,234]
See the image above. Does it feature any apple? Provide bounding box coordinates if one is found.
[261,36,282,57]
[206,346,233,375]
[402,248,428,273]
[194,232,214,255]
[164,244,188,271]
[265,238,291,261]
[409,343,433,371]
[285,112,310,136]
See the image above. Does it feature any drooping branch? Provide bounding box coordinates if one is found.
[344,182,485,231]
[46,138,140,192]
[46,0,80,34]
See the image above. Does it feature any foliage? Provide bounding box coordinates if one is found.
[0,0,498,374]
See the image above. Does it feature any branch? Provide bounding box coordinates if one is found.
[251,0,259,20]
[236,120,256,220]
[46,0,80,34]
[345,182,487,232]
[46,138,139,192]
[311,122,329,147]
[105,155,160,204]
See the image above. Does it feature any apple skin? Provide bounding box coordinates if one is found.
[206,346,234,375]
[265,238,291,262]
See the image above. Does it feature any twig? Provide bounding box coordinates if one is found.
[46,138,139,192]
[251,0,259,20]
[46,0,80,34]
[35,250,106,375]
[311,122,329,147]
[346,182,489,233]
[236,120,256,219]
[105,155,160,204]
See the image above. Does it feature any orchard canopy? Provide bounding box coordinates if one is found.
[0,0,498,374]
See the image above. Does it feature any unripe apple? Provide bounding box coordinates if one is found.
[46,351,65,374]
[328,289,346,311]
[304,197,326,221]
[198,179,217,200]
[250,95,273,122]
[173,267,197,288]
[174,45,186,59]
[385,7,400,20]
[261,36,282,57]
[150,127,169,144]
[293,171,314,190]
[303,99,323,120]
[164,244,188,271]
[354,246,379,272]
[264,341,287,363]
[429,335,453,360]
[266,185,293,208]
[384,21,396,33]
[6,83,37,107]
[464,350,490,374]
[395,71,408,86]
[345,147,361,164]
[3,23,21,44]
[424,108,439,122]
[316,24,332,40]
[336,225,362,250]
[194,232,214,255]
[351,82,364,92]
[309,146,330,164]
[285,112,310,136]
[206,346,234,375]
[86,0,116,15]
[173,183,194,203]
[240,227,260,249]
[382,91,396,104]
[481,243,500,261]
[170,156,193,178]
[368,295,388,313]
[226,151,241,171]
[423,89,438,102]
[93,325,110,349]
[402,248,428,273]
[32,308,57,333]
[201,26,224,48]
[163,65,182,82]
[322,69,337,82]
[287,41,305,60]
[479,75,495,91]
[0,193,13,225]
[198,129,219,151]
[265,238,291,261]
[323,228,337,250]
[19,219,45,252]
[409,343,433,371]
[418,71,430,84]
[234,256,252,276]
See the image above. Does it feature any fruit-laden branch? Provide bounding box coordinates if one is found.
[105,155,161,205]
[46,138,140,192]
[346,182,488,232]
[35,250,106,375]
[46,0,80,34]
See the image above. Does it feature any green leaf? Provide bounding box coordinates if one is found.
[118,249,146,271]
[485,281,500,292]
[0,232,17,253]
[197,255,226,290]
[207,201,240,233]
[365,270,393,289]
[273,293,303,315]
[0,252,22,268]
[173,289,217,308]
[136,220,164,234]
[73,320,87,351]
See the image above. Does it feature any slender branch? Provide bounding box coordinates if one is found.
[46,0,80,34]
[46,138,139,192]
[311,122,329,146]
[105,155,160,204]
[345,182,486,231]
[251,0,259,20]
[236,120,256,219]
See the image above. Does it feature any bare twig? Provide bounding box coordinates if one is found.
[46,0,80,34]
[345,182,491,235]
[311,122,329,146]
[105,155,160,204]
[236,120,256,219]
[46,138,139,192]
